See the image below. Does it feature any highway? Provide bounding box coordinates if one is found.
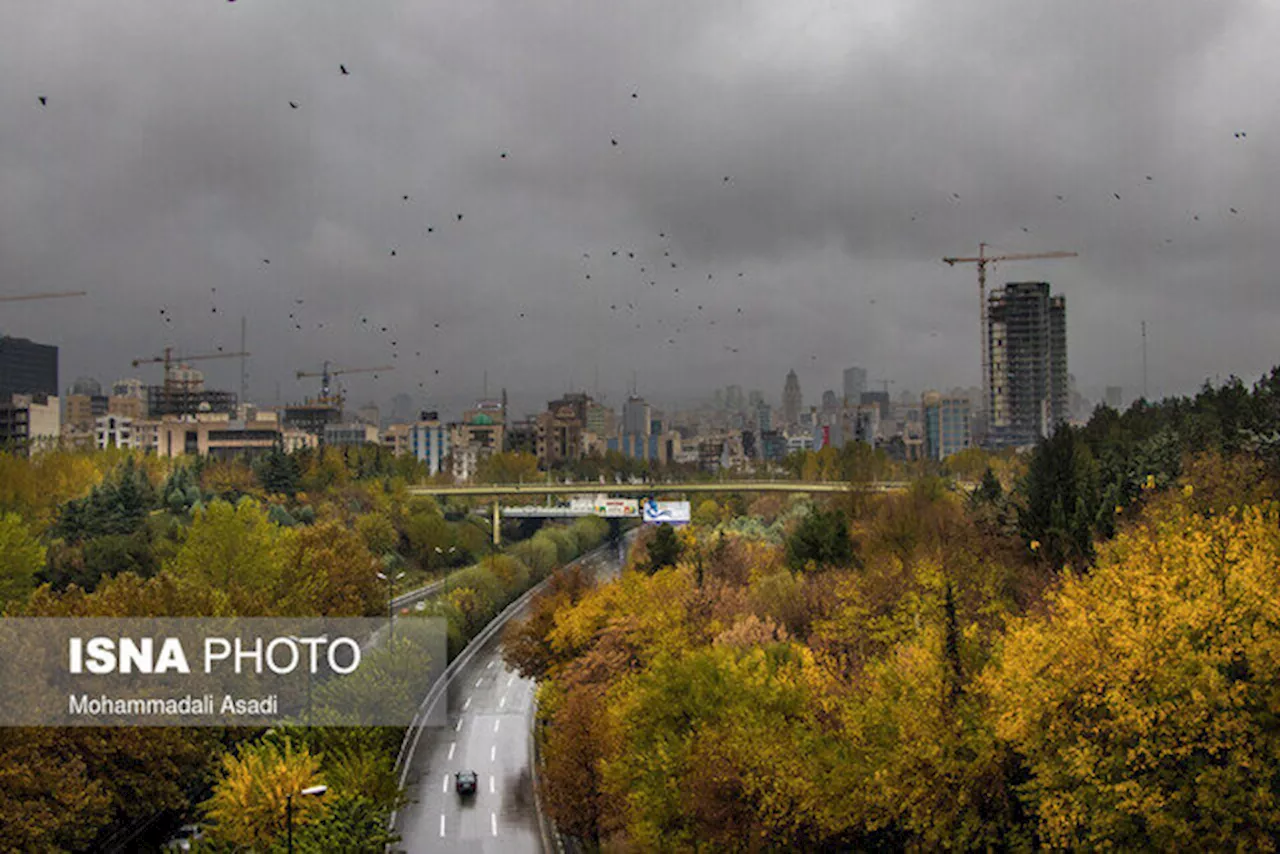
[391,539,629,853]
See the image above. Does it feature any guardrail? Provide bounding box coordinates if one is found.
[387,542,615,834]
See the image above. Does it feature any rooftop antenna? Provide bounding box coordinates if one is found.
[239,315,248,404]
[483,369,488,399]
[1141,320,1148,400]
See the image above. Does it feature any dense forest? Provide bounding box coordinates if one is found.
[506,369,1280,851]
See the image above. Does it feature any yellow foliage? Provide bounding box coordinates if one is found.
[202,738,326,848]
[987,501,1280,849]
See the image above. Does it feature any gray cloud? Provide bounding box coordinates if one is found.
[1,0,1276,419]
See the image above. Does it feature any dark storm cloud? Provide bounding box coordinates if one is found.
[1,0,1276,418]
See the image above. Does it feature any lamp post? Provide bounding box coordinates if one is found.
[376,570,406,644]
[286,784,327,854]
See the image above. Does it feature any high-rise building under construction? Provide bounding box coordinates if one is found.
[986,281,1067,448]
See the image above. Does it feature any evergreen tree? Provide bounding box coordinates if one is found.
[784,507,854,571]
[645,524,682,573]
[254,440,300,498]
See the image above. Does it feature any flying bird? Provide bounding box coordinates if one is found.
[1113,193,1121,200]
[1230,207,1239,214]
[1234,131,1246,139]
[631,92,638,99]
[611,139,618,146]
[456,213,463,222]
[289,101,298,109]
[1055,195,1065,201]
[37,96,46,106]
[340,64,349,75]
[390,249,397,256]
[403,195,410,201]
[263,259,270,264]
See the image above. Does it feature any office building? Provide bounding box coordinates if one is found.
[323,422,380,447]
[822,389,839,414]
[153,412,314,460]
[782,370,802,426]
[860,390,890,420]
[0,393,60,454]
[0,336,58,399]
[987,281,1068,448]
[622,396,651,438]
[95,414,135,450]
[843,367,867,407]
[755,401,772,433]
[922,391,972,461]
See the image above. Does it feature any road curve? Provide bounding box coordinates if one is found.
[390,539,629,853]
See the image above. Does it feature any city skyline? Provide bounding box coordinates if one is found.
[4,1,1279,416]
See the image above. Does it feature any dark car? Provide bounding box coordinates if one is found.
[455,770,478,796]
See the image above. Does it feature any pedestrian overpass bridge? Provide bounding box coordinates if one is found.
[407,480,916,544]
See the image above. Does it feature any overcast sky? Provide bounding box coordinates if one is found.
[2,0,1277,419]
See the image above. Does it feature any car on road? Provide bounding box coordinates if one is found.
[163,823,204,851]
[455,770,478,796]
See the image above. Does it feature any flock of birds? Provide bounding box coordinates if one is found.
[29,28,1260,403]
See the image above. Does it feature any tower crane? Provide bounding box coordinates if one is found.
[132,346,250,387]
[295,362,393,406]
[942,243,1077,427]
[0,290,88,303]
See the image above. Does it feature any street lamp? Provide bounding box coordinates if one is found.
[376,570,406,643]
[285,784,327,854]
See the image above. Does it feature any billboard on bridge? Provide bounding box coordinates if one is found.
[594,498,639,517]
[642,499,691,525]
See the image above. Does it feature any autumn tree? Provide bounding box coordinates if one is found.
[203,738,326,849]
[0,513,45,608]
[988,500,1280,849]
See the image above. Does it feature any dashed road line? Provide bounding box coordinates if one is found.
[448,742,455,761]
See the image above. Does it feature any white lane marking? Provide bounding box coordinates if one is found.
[490,775,496,794]
[463,697,471,711]
[448,742,456,761]
[442,774,449,793]
[494,719,501,733]
[490,745,496,762]
[455,717,463,732]
[487,660,494,669]
[440,814,446,837]
[499,695,506,709]
[475,678,483,687]
[491,811,498,836]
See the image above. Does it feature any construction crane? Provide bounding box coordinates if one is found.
[295,362,393,404]
[132,346,250,387]
[942,243,1077,427]
[0,290,87,303]
[874,378,895,396]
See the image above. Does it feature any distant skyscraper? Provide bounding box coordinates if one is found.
[724,385,745,412]
[622,396,651,437]
[821,389,838,413]
[1105,385,1123,409]
[748,390,764,409]
[922,391,972,460]
[987,281,1067,448]
[842,366,866,407]
[0,336,58,399]
[755,402,772,433]
[782,370,802,426]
